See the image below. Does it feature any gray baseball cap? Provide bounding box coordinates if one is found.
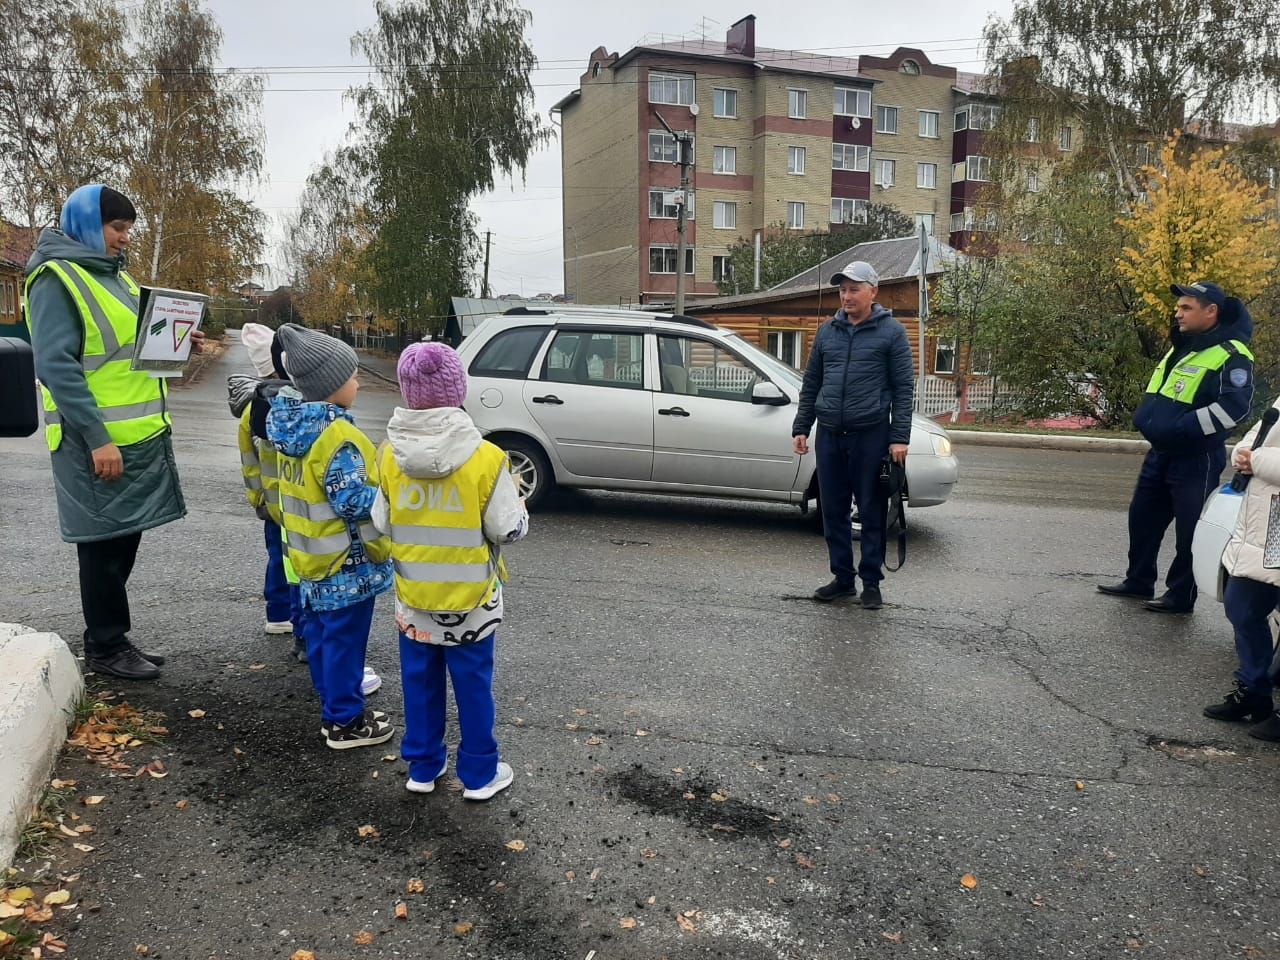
[830,260,879,286]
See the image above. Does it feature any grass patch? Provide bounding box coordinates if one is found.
[942,421,1144,440]
[13,785,71,861]
[0,919,40,957]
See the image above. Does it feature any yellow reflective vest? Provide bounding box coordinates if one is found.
[24,259,170,451]
[1145,340,1254,404]
[378,440,509,613]
[276,418,391,581]
[238,406,282,524]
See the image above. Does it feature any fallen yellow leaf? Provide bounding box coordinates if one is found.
[356,824,379,838]
[406,878,425,894]
[777,839,792,849]
[676,913,697,933]
[43,891,70,906]
[25,904,53,923]
[83,796,105,806]
[395,901,408,921]
[619,917,637,929]
[505,839,526,852]
[573,708,588,716]
[710,791,728,802]
[353,930,375,945]
[960,873,978,890]
[0,931,11,946]
[585,736,604,746]
[682,792,695,801]
[453,921,473,936]
[188,709,206,719]
[881,931,903,943]
[1075,780,1085,791]
[58,824,79,838]
[249,663,267,670]
[564,870,576,881]
[289,952,316,960]
[49,780,75,790]
[175,800,188,810]
[635,729,650,737]
[0,903,24,918]
[72,843,95,853]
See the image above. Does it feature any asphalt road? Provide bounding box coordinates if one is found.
[3,334,1280,960]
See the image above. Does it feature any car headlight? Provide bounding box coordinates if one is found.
[930,433,952,457]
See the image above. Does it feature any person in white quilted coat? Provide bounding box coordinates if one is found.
[1210,397,1280,740]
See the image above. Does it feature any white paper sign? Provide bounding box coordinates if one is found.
[136,294,203,362]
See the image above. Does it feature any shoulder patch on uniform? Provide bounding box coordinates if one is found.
[1230,367,1250,387]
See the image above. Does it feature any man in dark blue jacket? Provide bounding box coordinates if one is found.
[793,261,915,610]
[1099,280,1255,613]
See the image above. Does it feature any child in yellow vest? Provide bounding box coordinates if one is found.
[373,342,528,799]
[268,324,395,750]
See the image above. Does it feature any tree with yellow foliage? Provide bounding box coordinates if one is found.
[1119,136,1280,336]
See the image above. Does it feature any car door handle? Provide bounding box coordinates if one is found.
[658,406,690,417]
[532,394,563,405]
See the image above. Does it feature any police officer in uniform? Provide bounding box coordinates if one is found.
[1099,281,1255,613]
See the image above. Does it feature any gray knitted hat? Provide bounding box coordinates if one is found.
[275,323,359,402]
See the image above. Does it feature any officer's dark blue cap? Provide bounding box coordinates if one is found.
[1171,281,1225,309]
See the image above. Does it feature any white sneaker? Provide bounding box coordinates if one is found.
[462,761,514,801]
[361,666,381,696]
[264,619,293,635]
[405,760,449,794]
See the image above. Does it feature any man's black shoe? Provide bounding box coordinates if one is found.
[813,579,857,602]
[87,646,161,681]
[1205,682,1273,723]
[1249,711,1280,742]
[861,585,883,610]
[1143,595,1194,614]
[1096,582,1155,600]
[129,644,165,667]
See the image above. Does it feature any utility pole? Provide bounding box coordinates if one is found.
[481,230,492,299]
[654,110,694,314]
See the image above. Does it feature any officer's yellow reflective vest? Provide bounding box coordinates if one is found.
[1146,340,1254,404]
[378,440,509,613]
[275,418,391,581]
[24,260,170,451]
[238,406,282,524]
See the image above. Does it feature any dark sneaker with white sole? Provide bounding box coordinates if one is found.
[86,646,161,681]
[325,710,395,750]
[321,710,389,738]
[813,579,857,602]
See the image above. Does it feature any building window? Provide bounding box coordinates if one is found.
[914,213,935,236]
[966,155,992,181]
[787,146,806,175]
[970,348,992,376]
[787,202,805,230]
[876,105,899,134]
[900,59,921,75]
[934,338,956,375]
[831,197,868,225]
[917,162,937,189]
[874,158,896,187]
[787,89,807,119]
[919,110,939,138]
[949,207,997,233]
[713,88,737,118]
[1059,125,1073,151]
[649,245,694,275]
[834,87,871,118]
[712,255,734,285]
[591,62,600,78]
[964,103,1000,130]
[648,188,694,219]
[767,330,803,368]
[954,108,969,131]
[648,130,693,163]
[648,71,694,106]
[713,145,736,174]
[713,201,737,230]
[832,143,870,171]
[1026,167,1039,193]
[1026,117,1040,142]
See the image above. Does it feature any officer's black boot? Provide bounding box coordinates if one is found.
[1249,711,1280,742]
[1204,681,1273,723]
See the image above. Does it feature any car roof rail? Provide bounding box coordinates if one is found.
[661,314,717,330]
[503,306,551,316]
[498,306,715,331]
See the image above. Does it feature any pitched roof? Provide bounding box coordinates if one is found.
[679,234,962,314]
[0,220,35,270]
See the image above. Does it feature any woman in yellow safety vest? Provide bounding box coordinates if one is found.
[25,185,202,681]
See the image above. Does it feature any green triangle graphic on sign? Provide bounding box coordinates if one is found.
[173,319,195,352]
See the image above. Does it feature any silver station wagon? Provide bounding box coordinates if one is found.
[455,307,959,518]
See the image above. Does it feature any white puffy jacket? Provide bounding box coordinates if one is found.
[1222,397,1280,586]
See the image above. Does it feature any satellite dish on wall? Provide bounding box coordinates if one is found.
[689,102,700,116]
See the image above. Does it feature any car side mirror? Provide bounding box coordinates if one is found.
[751,381,789,406]
[0,337,38,438]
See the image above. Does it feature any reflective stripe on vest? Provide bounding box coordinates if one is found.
[379,439,510,613]
[24,260,169,451]
[1145,340,1254,406]
[275,418,391,581]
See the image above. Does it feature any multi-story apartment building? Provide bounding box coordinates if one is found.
[552,15,1080,306]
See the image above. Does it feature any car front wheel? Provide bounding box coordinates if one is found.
[498,436,554,510]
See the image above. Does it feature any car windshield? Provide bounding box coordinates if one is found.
[723,332,803,388]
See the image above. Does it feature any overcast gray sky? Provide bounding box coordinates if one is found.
[204,0,1014,294]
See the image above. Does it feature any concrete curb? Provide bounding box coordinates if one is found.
[0,623,83,866]
[947,430,1151,454]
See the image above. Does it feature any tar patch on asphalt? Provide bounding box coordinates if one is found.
[606,765,796,841]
